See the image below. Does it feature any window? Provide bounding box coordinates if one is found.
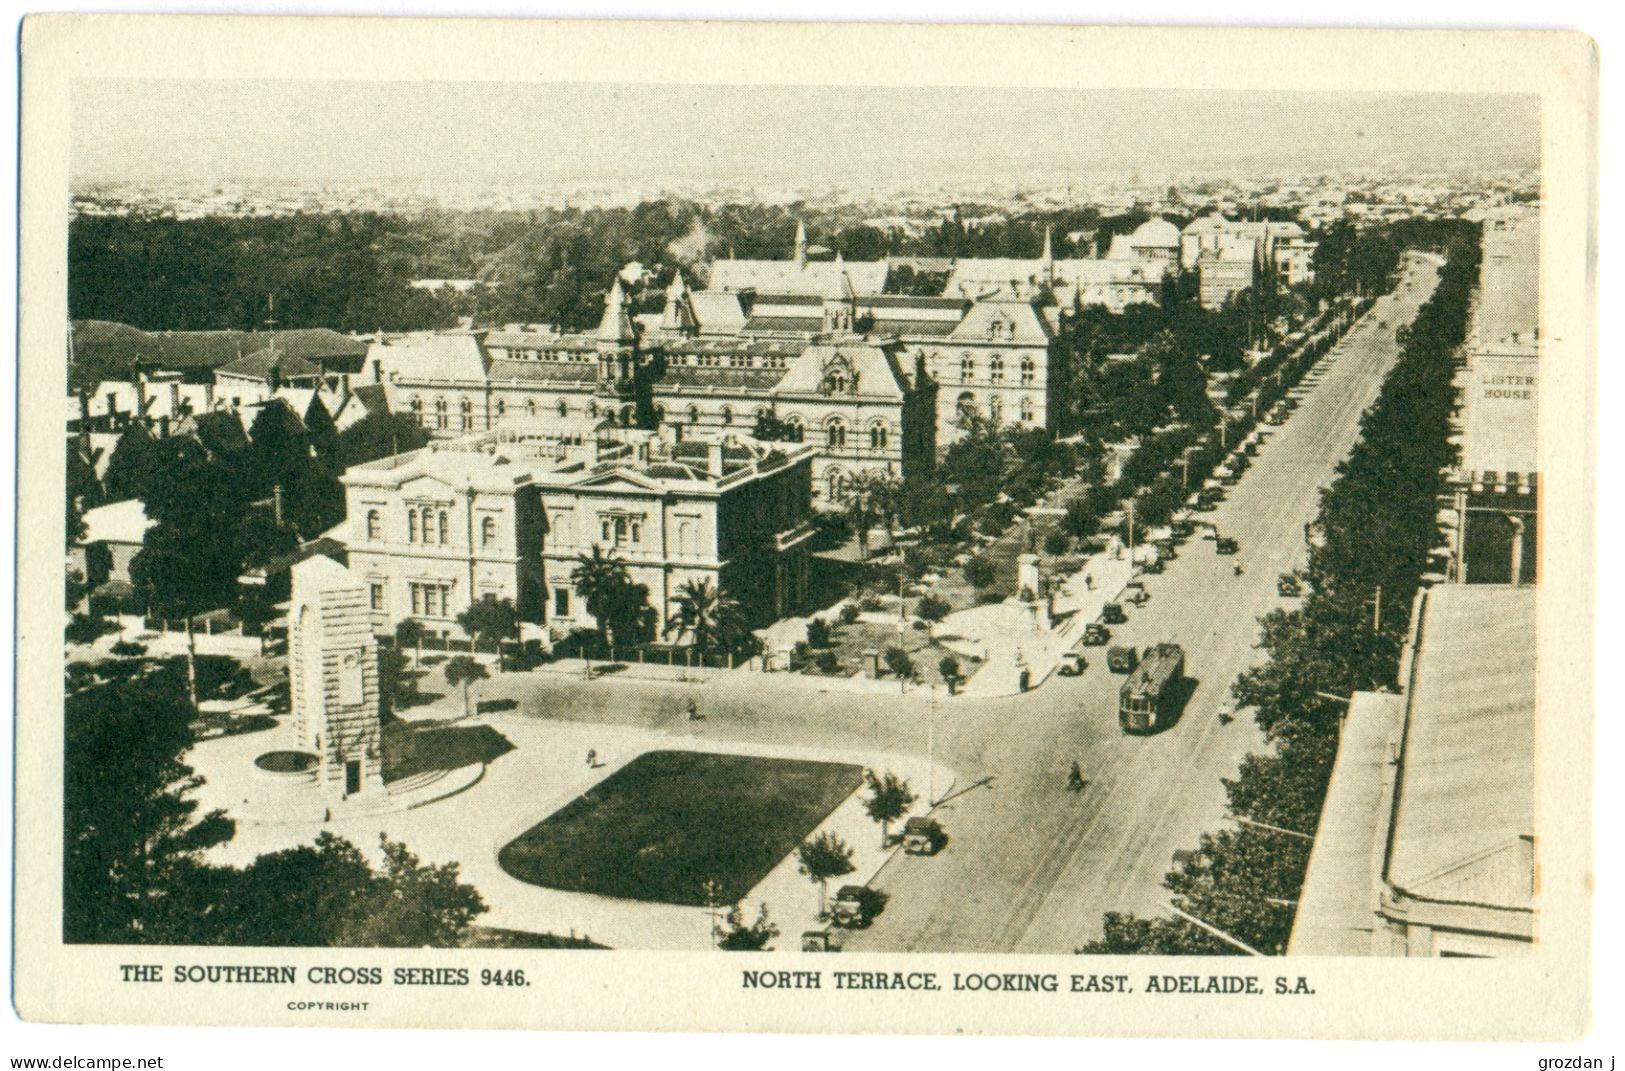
[410,397,424,425]
[960,354,975,382]
[989,396,1003,424]
[869,422,888,450]
[434,398,448,430]
[437,510,449,545]
[369,583,384,611]
[785,415,805,442]
[989,354,1005,384]
[826,419,847,449]
[366,509,381,540]
[526,398,537,418]
[721,405,733,425]
[557,398,568,417]
[1019,396,1035,423]
[408,510,419,543]
[1020,355,1035,385]
[481,516,497,547]
[495,398,506,419]
[460,398,474,430]
[688,404,700,424]
[553,588,570,617]
[956,392,976,422]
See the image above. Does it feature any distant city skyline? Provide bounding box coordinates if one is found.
[72,80,1540,193]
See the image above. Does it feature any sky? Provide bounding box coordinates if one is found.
[70,80,1541,188]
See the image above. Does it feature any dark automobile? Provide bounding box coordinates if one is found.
[1083,623,1111,646]
[1101,602,1127,624]
[1215,536,1240,555]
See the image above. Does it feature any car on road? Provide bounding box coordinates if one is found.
[902,817,947,856]
[831,885,881,928]
[1215,536,1240,555]
[1101,602,1127,624]
[1057,650,1087,676]
[1106,644,1139,673]
[1083,623,1111,646]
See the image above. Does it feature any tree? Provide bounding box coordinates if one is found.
[571,545,652,655]
[64,663,235,943]
[882,646,916,690]
[714,903,779,951]
[915,594,951,636]
[443,655,489,719]
[838,470,887,559]
[796,831,856,916]
[938,654,963,695]
[202,833,487,947]
[129,450,250,707]
[862,770,917,847]
[963,557,996,590]
[804,618,832,648]
[456,595,520,671]
[664,578,752,660]
[394,618,426,664]
[1043,529,1072,556]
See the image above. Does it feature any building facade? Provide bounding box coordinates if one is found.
[340,422,819,644]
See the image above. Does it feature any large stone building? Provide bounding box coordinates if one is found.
[1290,584,1535,957]
[1440,207,1539,585]
[1180,214,1318,307]
[340,421,819,644]
[361,280,938,503]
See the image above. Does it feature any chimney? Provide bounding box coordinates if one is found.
[706,441,724,478]
[272,484,285,528]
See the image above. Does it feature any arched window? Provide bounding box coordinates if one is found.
[989,354,1005,384]
[366,510,381,540]
[409,397,424,426]
[1019,396,1035,423]
[827,468,847,500]
[526,398,537,418]
[869,422,888,450]
[437,510,449,545]
[988,396,1003,424]
[678,520,697,557]
[621,406,635,428]
[960,354,975,382]
[688,404,700,424]
[956,391,976,423]
[407,510,419,543]
[495,398,506,420]
[825,418,847,449]
[434,398,448,430]
[785,415,805,442]
[589,401,599,418]
[721,405,733,425]
[481,516,497,547]
[1020,355,1035,385]
[654,404,667,425]
[557,398,568,417]
[460,398,474,430]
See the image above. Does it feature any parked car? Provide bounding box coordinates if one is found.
[1083,623,1111,646]
[831,885,884,928]
[902,817,947,856]
[1107,644,1139,673]
[1101,602,1127,624]
[1057,650,1087,677]
[1216,537,1240,555]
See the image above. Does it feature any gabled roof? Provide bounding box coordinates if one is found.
[705,258,888,298]
[948,297,1054,345]
[69,321,366,390]
[774,341,908,401]
[689,291,748,335]
[217,347,324,382]
[363,332,490,384]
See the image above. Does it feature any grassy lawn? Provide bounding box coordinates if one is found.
[497,750,864,906]
[808,619,971,689]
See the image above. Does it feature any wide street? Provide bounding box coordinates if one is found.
[467,255,1443,951]
[839,253,1445,953]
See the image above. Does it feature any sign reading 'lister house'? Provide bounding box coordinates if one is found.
[1464,353,1539,475]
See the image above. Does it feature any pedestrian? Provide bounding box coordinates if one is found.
[686,699,702,721]
[1085,574,1094,591]
[1067,761,1085,792]
[586,748,597,768]
[1233,563,1244,577]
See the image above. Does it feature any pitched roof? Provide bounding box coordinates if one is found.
[69,321,366,389]
[79,498,155,546]
[774,342,908,401]
[705,258,888,298]
[216,347,324,382]
[363,333,490,383]
[689,291,748,335]
[948,297,1054,345]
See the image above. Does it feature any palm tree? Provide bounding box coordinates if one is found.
[664,578,749,660]
[571,545,632,657]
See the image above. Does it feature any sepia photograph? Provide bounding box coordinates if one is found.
[11,12,1600,1043]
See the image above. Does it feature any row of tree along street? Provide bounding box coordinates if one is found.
[1083,221,1480,955]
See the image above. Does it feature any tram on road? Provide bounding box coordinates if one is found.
[1118,643,1186,734]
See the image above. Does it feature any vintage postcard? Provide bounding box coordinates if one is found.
[13,15,1598,1038]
